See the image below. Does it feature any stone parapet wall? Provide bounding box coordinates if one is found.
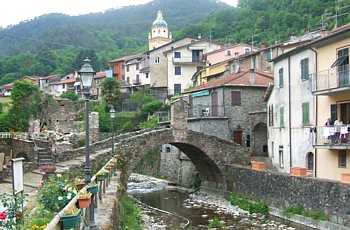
[226,165,350,228]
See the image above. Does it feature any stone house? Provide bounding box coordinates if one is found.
[182,68,273,156]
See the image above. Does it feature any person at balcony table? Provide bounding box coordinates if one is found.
[325,118,332,126]
[334,116,343,143]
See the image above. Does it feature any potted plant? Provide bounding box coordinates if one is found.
[96,171,105,181]
[60,206,81,229]
[87,182,99,195]
[74,178,85,191]
[77,190,91,208]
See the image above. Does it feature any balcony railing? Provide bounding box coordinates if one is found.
[312,125,350,148]
[188,105,226,118]
[310,64,350,94]
[172,56,205,64]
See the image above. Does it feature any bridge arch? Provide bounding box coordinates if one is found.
[117,128,250,190]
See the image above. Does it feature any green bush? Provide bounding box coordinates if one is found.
[227,193,269,215]
[208,217,224,228]
[119,194,142,230]
[283,204,330,221]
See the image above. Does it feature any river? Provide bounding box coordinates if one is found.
[127,174,314,230]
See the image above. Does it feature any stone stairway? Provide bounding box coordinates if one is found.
[36,147,53,165]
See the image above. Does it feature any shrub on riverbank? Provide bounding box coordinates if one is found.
[227,193,269,215]
[283,204,329,221]
[119,194,142,230]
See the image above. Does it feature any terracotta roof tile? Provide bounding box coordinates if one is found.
[187,69,274,93]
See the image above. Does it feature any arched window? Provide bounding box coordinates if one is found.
[306,152,314,171]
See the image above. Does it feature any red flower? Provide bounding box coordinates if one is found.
[70,179,75,182]
[17,213,23,219]
[0,211,7,220]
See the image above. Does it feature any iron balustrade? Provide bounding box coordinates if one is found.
[311,124,350,148]
[310,64,350,94]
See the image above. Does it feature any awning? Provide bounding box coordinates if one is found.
[191,90,209,98]
[188,46,206,50]
[331,55,348,68]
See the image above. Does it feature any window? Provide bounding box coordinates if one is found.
[279,146,284,167]
[338,150,347,167]
[266,50,271,61]
[166,147,171,152]
[154,57,160,64]
[136,75,139,83]
[244,47,251,54]
[174,84,181,94]
[126,65,129,72]
[146,73,149,79]
[127,77,130,83]
[122,64,125,70]
[136,63,139,70]
[122,75,125,81]
[331,48,349,68]
[231,91,241,106]
[62,84,65,89]
[175,66,182,75]
[280,107,284,127]
[301,58,309,80]
[174,52,181,58]
[279,68,284,87]
[269,105,274,126]
[307,152,314,171]
[302,102,310,125]
[196,66,203,71]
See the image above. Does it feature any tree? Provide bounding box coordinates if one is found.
[125,87,155,112]
[100,77,121,108]
[60,90,79,101]
[8,79,41,131]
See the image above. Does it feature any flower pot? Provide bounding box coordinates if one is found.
[87,184,99,194]
[290,167,307,177]
[77,196,91,208]
[104,172,109,178]
[97,175,104,181]
[60,209,81,229]
[252,162,265,171]
[75,183,85,191]
[341,173,350,184]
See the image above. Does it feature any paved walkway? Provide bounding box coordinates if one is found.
[0,153,119,229]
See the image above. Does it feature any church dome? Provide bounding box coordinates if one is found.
[152,11,167,27]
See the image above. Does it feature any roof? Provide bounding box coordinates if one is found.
[51,78,77,85]
[187,68,274,93]
[163,38,223,53]
[94,71,106,79]
[152,11,168,27]
[109,53,144,63]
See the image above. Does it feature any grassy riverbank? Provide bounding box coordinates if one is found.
[119,194,143,230]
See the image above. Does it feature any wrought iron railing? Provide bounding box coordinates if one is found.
[310,64,350,93]
[311,125,350,147]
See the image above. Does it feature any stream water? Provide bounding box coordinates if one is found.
[127,174,314,230]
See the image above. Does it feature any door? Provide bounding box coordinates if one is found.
[211,91,218,116]
[233,131,242,145]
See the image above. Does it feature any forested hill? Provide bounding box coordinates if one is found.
[0,0,349,86]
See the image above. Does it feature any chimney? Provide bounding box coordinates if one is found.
[260,43,266,48]
[250,69,255,85]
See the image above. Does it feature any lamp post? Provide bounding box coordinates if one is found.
[109,106,116,157]
[78,58,96,229]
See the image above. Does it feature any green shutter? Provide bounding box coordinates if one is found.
[280,107,284,127]
[301,58,309,80]
[279,68,284,87]
[302,102,310,125]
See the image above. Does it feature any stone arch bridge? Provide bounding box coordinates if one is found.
[116,99,251,191]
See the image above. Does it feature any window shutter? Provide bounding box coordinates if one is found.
[231,91,241,106]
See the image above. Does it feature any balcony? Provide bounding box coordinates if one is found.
[132,79,141,85]
[311,125,350,149]
[172,56,205,64]
[310,64,349,95]
[188,105,226,118]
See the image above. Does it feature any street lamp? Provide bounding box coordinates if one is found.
[78,58,96,229]
[109,106,116,157]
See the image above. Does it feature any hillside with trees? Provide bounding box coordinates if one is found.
[0,0,349,86]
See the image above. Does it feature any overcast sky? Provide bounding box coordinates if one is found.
[0,0,238,28]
